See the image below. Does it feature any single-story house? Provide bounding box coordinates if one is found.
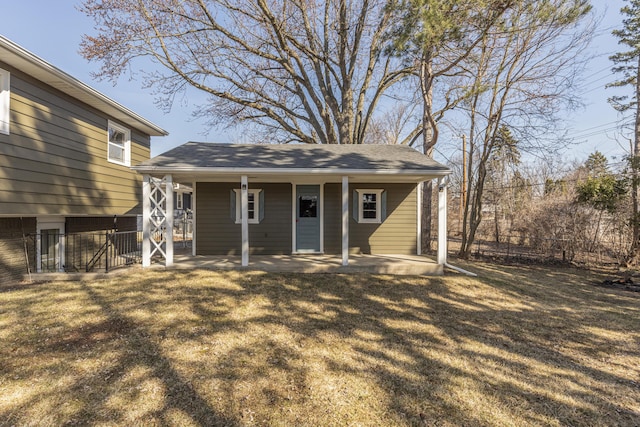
[133,142,451,272]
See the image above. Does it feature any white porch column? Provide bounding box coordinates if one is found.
[417,181,423,255]
[192,181,197,256]
[437,177,448,265]
[142,175,151,267]
[241,175,249,266]
[165,175,174,267]
[341,175,349,266]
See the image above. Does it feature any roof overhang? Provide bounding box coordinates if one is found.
[0,36,168,137]
[132,166,450,184]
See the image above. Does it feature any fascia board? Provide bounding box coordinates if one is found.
[131,166,452,177]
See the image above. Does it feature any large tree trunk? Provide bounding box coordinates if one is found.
[462,159,488,257]
[420,52,438,252]
[630,56,640,263]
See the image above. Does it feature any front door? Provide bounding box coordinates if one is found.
[296,185,321,252]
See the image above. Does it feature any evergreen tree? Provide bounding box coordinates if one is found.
[608,0,640,260]
[576,152,627,214]
[576,152,628,250]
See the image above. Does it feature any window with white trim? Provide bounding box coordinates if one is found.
[355,189,385,223]
[176,192,183,210]
[0,68,10,135]
[107,120,131,166]
[233,189,263,224]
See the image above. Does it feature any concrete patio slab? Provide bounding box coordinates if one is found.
[163,253,443,276]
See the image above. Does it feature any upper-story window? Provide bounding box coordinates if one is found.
[107,120,131,166]
[0,68,10,135]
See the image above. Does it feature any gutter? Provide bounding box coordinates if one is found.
[131,166,451,177]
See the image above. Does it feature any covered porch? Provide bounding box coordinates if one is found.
[134,143,451,275]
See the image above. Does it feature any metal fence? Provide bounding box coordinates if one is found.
[436,235,622,267]
[27,230,143,273]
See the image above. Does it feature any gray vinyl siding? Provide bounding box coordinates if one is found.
[0,63,150,217]
[324,183,417,255]
[196,182,292,255]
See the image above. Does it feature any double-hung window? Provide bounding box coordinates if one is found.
[176,192,184,210]
[354,189,385,224]
[107,120,131,166]
[0,68,9,135]
[232,189,263,224]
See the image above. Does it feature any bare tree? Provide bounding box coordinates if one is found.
[456,0,594,257]
[385,0,513,250]
[79,0,412,144]
[363,101,421,145]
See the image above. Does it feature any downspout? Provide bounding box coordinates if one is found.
[437,176,477,277]
[444,262,478,277]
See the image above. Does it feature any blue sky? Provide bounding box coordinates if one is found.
[1,0,630,163]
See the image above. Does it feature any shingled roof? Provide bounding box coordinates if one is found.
[134,142,450,177]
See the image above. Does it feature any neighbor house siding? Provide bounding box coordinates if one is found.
[196,182,292,255]
[324,183,417,255]
[0,63,149,217]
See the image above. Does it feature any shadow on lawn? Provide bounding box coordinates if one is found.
[0,273,239,426]
[74,282,239,426]
[211,269,639,425]
[1,267,639,426]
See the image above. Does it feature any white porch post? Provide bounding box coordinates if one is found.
[437,177,448,265]
[165,175,174,267]
[342,175,349,266]
[142,175,151,267]
[241,175,249,266]
[417,181,423,255]
[192,181,197,256]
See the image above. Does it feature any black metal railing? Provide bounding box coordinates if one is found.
[28,230,142,273]
[65,231,142,272]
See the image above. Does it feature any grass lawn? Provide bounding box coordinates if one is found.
[1,262,639,426]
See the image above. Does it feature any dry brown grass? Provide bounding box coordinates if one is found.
[1,263,638,426]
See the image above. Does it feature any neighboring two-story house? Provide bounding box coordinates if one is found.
[0,36,166,280]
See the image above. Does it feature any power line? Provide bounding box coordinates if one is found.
[447,172,629,194]
[572,119,621,134]
[570,118,632,140]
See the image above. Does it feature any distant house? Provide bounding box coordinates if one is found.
[0,36,166,279]
[133,142,452,272]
